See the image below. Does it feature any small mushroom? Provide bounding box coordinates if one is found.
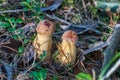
[33,20,54,61]
[54,30,78,65]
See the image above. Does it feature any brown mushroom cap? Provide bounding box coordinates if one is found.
[62,30,78,43]
[36,20,54,35]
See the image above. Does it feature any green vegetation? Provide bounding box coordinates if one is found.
[0,0,120,80]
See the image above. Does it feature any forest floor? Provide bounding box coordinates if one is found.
[0,0,120,80]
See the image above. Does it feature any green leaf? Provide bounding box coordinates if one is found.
[23,7,29,11]
[0,22,11,28]
[18,46,24,53]
[30,71,40,80]
[39,50,47,60]
[26,0,31,3]
[35,62,42,69]
[39,69,47,80]
[67,0,73,4]
[10,17,15,23]
[23,39,29,44]
[52,75,58,80]
[4,17,9,21]
[75,72,93,80]
[16,18,23,23]
[35,6,40,12]
[67,0,74,8]
[18,34,25,39]
[13,23,17,27]
[12,35,19,39]
[8,28,16,32]
[39,15,44,20]
[20,1,32,9]
[43,50,47,56]
[99,52,120,80]
[17,29,23,33]
[30,69,48,80]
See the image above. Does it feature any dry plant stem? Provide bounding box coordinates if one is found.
[102,25,120,74]
[92,69,96,80]
[45,14,71,25]
[40,0,45,8]
[0,42,10,45]
[3,63,13,80]
[0,9,30,14]
[0,74,6,80]
[81,0,88,18]
[10,54,22,66]
[14,53,37,76]
[109,15,115,27]
[2,45,18,52]
[81,61,88,73]
[91,0,96,7]
[0,2,8,7]
[75,0,84,24]
[84,42,109,55]
[40,0,63,11]
[46,14,103,35]
[23,53,37,74]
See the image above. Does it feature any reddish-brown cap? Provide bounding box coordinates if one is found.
[62,30,78,43]
[36,20,54,35]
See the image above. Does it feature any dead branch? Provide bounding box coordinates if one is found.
[46,14,103,35]
[0,9,30,14]
[45,14,71,25]
[102,24,120,77]
[84,42,109,55]
[3,63,13,80]
[40,0,63,12]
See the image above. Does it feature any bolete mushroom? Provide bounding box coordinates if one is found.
[33,20,54,61]
[54,30,78,65]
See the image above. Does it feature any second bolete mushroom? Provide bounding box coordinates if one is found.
[54,30,78,65]
[33,20,54,61]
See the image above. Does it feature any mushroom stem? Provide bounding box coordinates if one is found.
[54,30,78,65]
[33,34,52,60]
[33,20,54,61]
[61,40,76,64]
